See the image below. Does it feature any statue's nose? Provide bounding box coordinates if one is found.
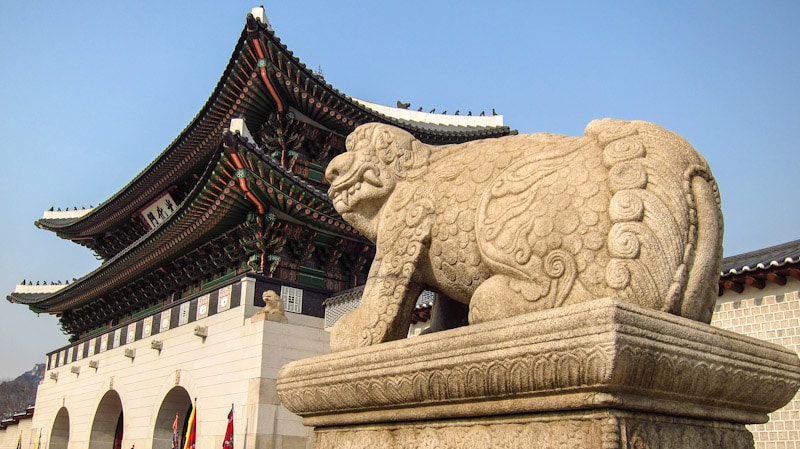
[325,153,353,183]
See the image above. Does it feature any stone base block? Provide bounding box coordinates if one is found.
[278,298,800,448]
[314,411,754,449]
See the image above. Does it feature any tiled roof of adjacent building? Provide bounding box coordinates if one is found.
[718,239,800,295]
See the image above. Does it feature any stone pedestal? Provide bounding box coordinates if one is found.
[277,298,800,448]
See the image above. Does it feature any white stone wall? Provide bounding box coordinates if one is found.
[712,278,800,449]
[25,278,328,449]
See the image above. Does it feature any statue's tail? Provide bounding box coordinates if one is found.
[586,119,723,323]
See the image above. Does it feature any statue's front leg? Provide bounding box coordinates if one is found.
[330,257,424,352]
[330,194,434,352]
[331,195,433,351]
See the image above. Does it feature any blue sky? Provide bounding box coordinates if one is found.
[0,1,798,379]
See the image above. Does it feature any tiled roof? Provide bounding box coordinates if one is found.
[324,287,434,311]
[718,239,800,295]
[721,239,800,276]
[37,8,512,246]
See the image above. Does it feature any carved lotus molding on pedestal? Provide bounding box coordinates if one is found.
[278,298,800,427]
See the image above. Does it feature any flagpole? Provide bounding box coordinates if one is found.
[182,398,197,449]
[223,403,234,449]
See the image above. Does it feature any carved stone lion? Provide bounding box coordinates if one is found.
[262,290,285,316]
[325,119,722,352]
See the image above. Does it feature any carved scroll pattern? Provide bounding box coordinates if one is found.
[615,344,799,411]
[280,344,614,414]
[315,418,611,449]
[314,414,751,449]
[280,340,800,416]
[477,140,612,304]
[624,417,753,449]
[599,122,722,321]
[354,189,435,347]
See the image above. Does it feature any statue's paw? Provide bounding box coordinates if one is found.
[329,308,365,352]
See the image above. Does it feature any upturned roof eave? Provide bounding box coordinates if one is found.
[222,131,369,239]
[36,10,514,242]
[12,152,246,313]
[34,27,252,238]
[251,15,513,143]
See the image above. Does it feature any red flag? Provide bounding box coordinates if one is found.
[223,404,234,449]
[172,413,179,449]
[183,399,196,449]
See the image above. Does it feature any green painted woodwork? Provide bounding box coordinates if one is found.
[132,303,162,319]
[201,271,238,290]
[297,272,324,288]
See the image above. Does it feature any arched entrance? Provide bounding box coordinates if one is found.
[49,407,70,449]
[152,387,192,449]
[89,390,123,449]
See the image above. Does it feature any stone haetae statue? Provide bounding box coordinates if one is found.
[251,290,287,324]
[325,119,722,352]
[262,290,285,315]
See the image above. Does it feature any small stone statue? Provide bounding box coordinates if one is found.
[251,290,287,324]
[325,119,722,352]
[262,290,285,315]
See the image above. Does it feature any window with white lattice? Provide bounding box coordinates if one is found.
[280,286,303,314]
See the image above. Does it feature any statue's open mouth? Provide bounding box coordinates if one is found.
[328,166,382,210]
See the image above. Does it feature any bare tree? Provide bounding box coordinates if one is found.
[0,379,37,418]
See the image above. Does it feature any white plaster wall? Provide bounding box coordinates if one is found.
[28,280,328,449]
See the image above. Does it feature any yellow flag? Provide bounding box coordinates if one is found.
[182,399,196,449]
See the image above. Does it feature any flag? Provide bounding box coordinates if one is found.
[15,431,21,449]
[171,413,179,449]
[183,399,196,449]
[222,404,234,449]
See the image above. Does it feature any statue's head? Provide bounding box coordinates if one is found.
[325,123,429,241]
[262,290,280,302]
[262,290,284,314]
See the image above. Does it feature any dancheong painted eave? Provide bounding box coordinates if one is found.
[7,127,373,331]
[718,238,800,295]
[8,150,248,314]
[33,6,514,257]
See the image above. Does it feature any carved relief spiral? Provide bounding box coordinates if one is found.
[544,250,572,279]
[609,162,647,192]
[589,119,639,146]
[609,191,644,223]
[607,223,641,259]
[404,197,434,227]
[602,138,646,168]
[605,259,632,290]
[515,246,532,265]
[355,124,428,180]
[543,250,577,308]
